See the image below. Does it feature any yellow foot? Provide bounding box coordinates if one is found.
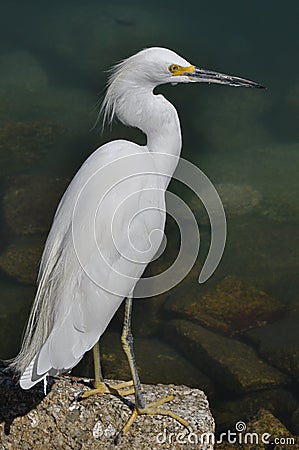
[120,395,189,438]
[80,380,135,399]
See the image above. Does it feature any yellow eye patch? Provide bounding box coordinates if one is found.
[168,64,195,76]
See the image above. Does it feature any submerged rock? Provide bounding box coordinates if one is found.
[243,409,297,450]
[215,410,298,450]
[213,388,298,433]
[3,174,70,235]
[216,183,261,217]
[246,314,299,383]
[164,276,284,335]
[0,50,48,94]
[222,216,299,295]
[165,320,287,393]
[0,236,44,284]
[36,85,97,133]
[0,50,95,135]
[191,183,262,223]
[292,408,299,435]
[0,371,214,450]
[74,332,215,398]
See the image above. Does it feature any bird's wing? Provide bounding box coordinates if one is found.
[19,140,165,387]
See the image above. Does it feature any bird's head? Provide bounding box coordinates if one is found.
[113,47,266,89]
[101,47,265,125]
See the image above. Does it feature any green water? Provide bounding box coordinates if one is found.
[0,0,298,436]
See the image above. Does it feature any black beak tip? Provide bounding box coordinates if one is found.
[255,83,267,90]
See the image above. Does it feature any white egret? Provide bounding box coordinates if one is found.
[11,47,264,436]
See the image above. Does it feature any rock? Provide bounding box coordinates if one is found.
[198,143,299,223]
[74,332,215,398]
[292,408,299,435]
[215,409,298,450]
[164,320,287,393]
[213,388,298,433]
[253,144,299,223]
[245,314,299,383]
[215,443,242,450]
[163,276,284,335]
[0,50,48,93]
[191,183,262,223]
[243,409,297,450]
[0,121,65,173]
[216,183,261,218]
[0,236,44,284]
[0,51,95,135]
[37,86,97,133]
[221,216,299,295]
[0,370,214,450]
[3,174,70,235]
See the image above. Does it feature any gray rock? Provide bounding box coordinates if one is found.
[246,314,299,383]
[0,370,214,450]
[165,320,287,393]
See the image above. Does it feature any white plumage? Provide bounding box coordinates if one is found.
[12,47,264,389]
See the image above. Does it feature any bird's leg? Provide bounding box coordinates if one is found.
[80,341,134,398]
[118,297,189,439]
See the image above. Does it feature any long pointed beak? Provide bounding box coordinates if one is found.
[189,67,266,89]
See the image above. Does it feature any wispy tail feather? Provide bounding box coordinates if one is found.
[10,230,68,380]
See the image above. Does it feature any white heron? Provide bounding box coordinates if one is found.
[11,47,264,436]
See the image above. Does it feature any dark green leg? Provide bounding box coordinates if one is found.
[119,296,188,438]
[121,297,145,409]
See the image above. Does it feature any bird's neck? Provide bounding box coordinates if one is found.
[118,89,182,186]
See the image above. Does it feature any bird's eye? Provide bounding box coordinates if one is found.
[169,64,180,73]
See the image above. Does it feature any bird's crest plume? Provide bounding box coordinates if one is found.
[100,56,135,129]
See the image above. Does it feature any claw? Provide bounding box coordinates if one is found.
[118,394,189,440]
[79,380,135,399]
